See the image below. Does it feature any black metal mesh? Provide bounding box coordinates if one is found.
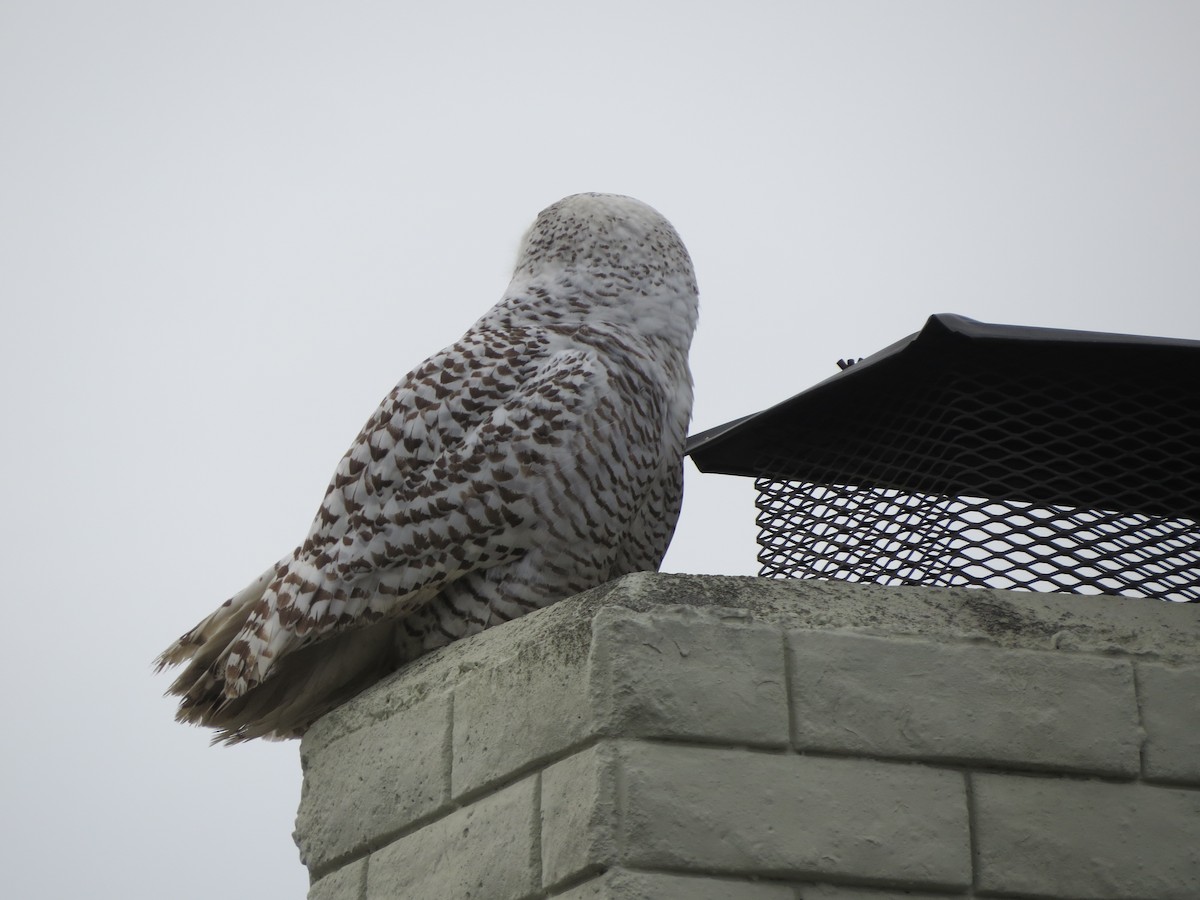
[735,337,1200,602]
[756,480,1200,601]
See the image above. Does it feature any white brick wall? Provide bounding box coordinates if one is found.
[294,574,1200,899]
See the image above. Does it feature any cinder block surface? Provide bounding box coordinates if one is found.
[591,605,788,747]
[789,631,1140,775]
[1137,662,1200,784]
[367,775,538,899]
[451,625,593,799]
[306,859,364,900]
[540,743,617,889]
[620,742,971,888]
[295,688,451,871]
[293,575,1200,898]
[551,869,796,900]
[799,887,965,900]
[973,772,1200,899]
[559,574,1200,663]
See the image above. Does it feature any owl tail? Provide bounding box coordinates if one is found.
[156,561,405,744]
[191,618,398,743]
[154,565,276,675]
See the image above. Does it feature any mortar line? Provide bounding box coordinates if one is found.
[635,735,1151,785]
[964,769,981,895]
[532,769,543,893]
[542,866,609,898]
[800,624,1188,667]
[781,629,798,752]
[1130,659,1148,781]
[614,738,628,865]
[621,863,968,894]
[452,733,607,806]
[308,732,614,882]
[444,689,456,800]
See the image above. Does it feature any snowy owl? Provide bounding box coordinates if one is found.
[156,193,699,743]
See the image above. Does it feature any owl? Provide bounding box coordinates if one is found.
[156,193,699,743]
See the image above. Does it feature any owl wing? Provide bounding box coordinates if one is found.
[175,338,602,704]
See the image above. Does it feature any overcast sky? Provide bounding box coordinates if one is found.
[2,2,1198,898]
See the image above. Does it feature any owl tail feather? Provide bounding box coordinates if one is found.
[156,564,404,744]
[194,619,398,744]
[154,565,276,675]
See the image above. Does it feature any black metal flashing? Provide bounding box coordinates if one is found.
[686,313,1200,520]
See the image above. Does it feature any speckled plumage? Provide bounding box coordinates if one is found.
[157,194,699,743]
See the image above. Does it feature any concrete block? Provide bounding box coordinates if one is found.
[367,775,538,900]
[619,743,970,888]
[306,859,364,900]
[567,573,1200,665]
[451,633,593,799]
[591,606,788,747]
[789,631,1140,776]
[974,772,1200,898]
[1138,662,1200,784]
[551,868,796,900]
[295,689,451,871]
[550,876,607,900]
[540,743,616,888]
[296,575,1200,893]
[799,886,965,899]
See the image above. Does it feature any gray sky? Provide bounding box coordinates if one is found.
[2,2,1197,897]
